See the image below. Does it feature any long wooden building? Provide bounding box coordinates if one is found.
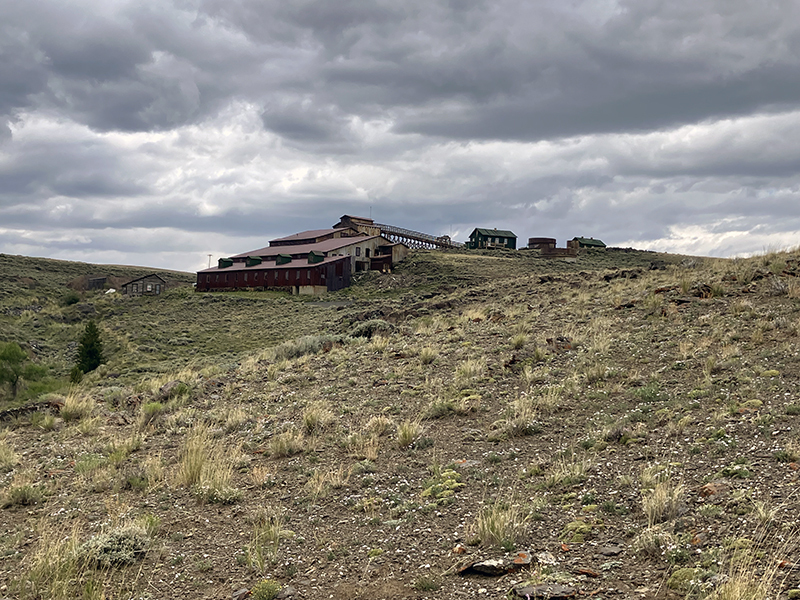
[196,226,409,295]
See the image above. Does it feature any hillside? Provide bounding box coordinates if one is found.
[1,248,799,600]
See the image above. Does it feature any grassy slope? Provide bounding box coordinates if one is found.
[1,248,800,600]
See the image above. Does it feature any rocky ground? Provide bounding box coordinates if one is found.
[1,248,800,599]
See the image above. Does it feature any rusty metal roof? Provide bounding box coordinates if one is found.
[270,228,358,243]
[198,254,348,273]
[230,235,383,259]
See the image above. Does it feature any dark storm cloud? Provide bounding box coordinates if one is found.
[3,0,800,269]
[3,0,799,140]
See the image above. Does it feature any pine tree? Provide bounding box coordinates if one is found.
[77,321,104,373]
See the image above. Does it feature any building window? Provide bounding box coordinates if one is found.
[296,271,300,280]
[355,247,361,256]
[285,272,289,281]
[155,284,161,293]
[147,284,153,292]
[225,274,229,282]
[244,273,248,282]
[215,275,219,282]
[366,248,370,257]
[133,284,138,293]
[206,275,210,283]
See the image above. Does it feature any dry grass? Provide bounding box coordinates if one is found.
[177,424,241,503]
[305,466,350,499]
[0,434,19,471]
[302,402,335,435]
[419,346,439,365]
[60,391,96,422]
[396,420,423,449]
[246,508,291,572]
[364,415,395,437]
[269,429,305,458]
[455,358,487,384]
[642,480,686,526]
[543,451,589,488]
[471,499,530,550]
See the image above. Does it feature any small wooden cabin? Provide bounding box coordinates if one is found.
[122,274,167,297]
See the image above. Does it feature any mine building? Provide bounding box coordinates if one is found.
[466,228,517,250]
[569,237,607,249]
[196,227,409,295]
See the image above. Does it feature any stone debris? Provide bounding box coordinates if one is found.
[157,380,185,401]
[597,544,624,557]
[546,336,573,352]
[276,586,297,598]
[456,550,535,576]
[513,582,577,598]
[461,558,506,576]
[536,551,558,566]
[232,588,250,600]
[699,482,729,502]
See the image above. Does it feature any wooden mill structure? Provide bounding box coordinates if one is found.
[335,215,463,250]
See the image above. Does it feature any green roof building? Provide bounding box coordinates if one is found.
[571,237,607,249]
[466,228,517,250]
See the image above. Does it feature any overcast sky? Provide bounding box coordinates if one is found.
[2,0,800,272]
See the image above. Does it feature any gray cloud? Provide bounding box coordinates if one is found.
[2,0,800,270]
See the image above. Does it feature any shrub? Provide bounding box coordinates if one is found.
[2,480,45,508]
[423,398,455,419]
[349,319,395,339]
[139,402,165,427]
[69,366,83,384]
[270,334,347,361]
[79,524,149,567]
[62,290,81,306]
[0,341,46,398]
[251,579,282,600]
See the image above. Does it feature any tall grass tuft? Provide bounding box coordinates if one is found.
[471,500,530,550]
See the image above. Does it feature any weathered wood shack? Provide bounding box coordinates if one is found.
[122,274,167,297]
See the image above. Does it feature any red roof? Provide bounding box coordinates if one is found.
[198,255,348,273]
[230,235,382,259]
[270,228,355,243]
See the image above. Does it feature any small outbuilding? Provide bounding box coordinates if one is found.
[466,228,517,250]
[569,237,606,249]
[122,274,167,297]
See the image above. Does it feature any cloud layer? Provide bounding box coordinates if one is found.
[2,0,800,271]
